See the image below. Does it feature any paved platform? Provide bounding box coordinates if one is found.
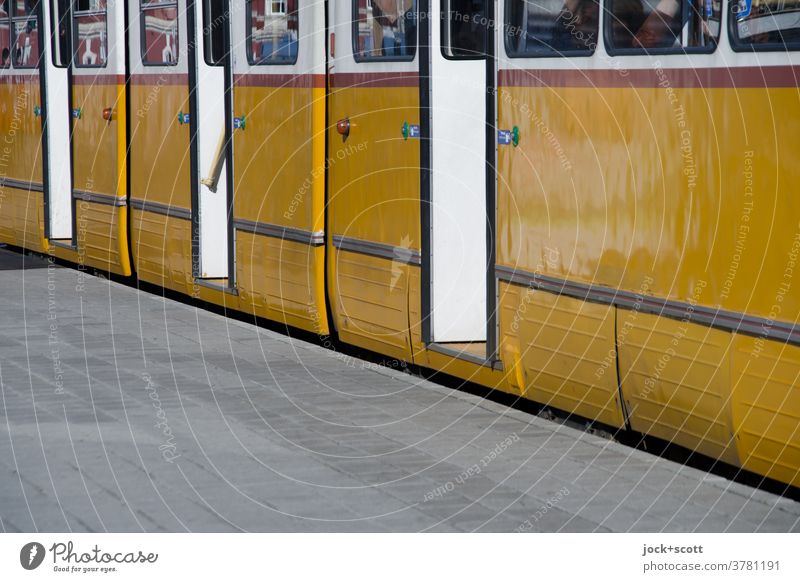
[0,247,798,532]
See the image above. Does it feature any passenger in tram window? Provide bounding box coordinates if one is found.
[371,0,413,56]
[608,0,721,49]
[552,0,600,51]
[1,48,8,67]
[631,0,682,48]
[607,0,647,48]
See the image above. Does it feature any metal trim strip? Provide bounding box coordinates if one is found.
[194,278,239,296]
[495,264,800,346]
[234,219,325,246]
[332,235,422,265]
[0,178,44,192]
[129,198,192,220]
[73,190,127,207]
[428,342,491,367]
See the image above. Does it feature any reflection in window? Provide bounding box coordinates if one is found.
[606,0,721,50]
[248,0,298,64]
[141,1,178,65]
[1,1,10,68]
[731,0,800,48]
[13,19,39,66]
[12,0,35,17]
[73,0,107,67]
[506,0,599,56]
[354,0,417,61]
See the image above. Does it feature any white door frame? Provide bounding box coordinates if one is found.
[188,0,232,280]
[428,0,488,343]
[41,0,73,241]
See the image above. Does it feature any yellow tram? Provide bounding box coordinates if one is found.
[0,0,798,489]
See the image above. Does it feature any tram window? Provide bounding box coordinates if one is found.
[11,0,40,68]
[443,0,487,58]
[1,1,10,68]
[73,0,106,67]
[11,0,37,17]
[203,0,226,66]
[353,0,417,61]
[729,0,800,50]
[505,0,599,57]
[604,0,721,53]
[49,0,70,67]
[247,0,298,64]
[141,0,178,66]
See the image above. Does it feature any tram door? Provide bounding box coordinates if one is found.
[40,0,128,265]
[187,0,233,282]
[41,0,72,241]
[427,0,489,343]
[69,1,126,241]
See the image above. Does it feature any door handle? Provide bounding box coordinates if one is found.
[401,121,420,140]
[336,117,350,140]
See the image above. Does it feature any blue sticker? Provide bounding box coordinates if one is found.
[408,124,420,138]
[71,108,81,119]
[181,113,190,124]
[233,116,245,129]
[735,0,751,19]
[498,130,512,145]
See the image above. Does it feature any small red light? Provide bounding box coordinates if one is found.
[336,118,350,137]
[102,108,113,121]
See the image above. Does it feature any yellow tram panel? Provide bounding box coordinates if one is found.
[69,83,118,198]
[334,249,413,362]
[129,81,192,292]
[236,232,326,332]
[617,311,737,465]
[0,77,42,182]
[232,82,328,334]
[716,89,800,325]
[0,76,45,252]
[326,86,421,246]
[0,187,45,252]
[132,211,193,295]
[129,83,191,209]
[233,85,318,233]
[51,81,131,276]
[70,202,125,272]
[498,282,626,428]
[496,85,800,327]
[327,82,420,358]
[731,335,800,488]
